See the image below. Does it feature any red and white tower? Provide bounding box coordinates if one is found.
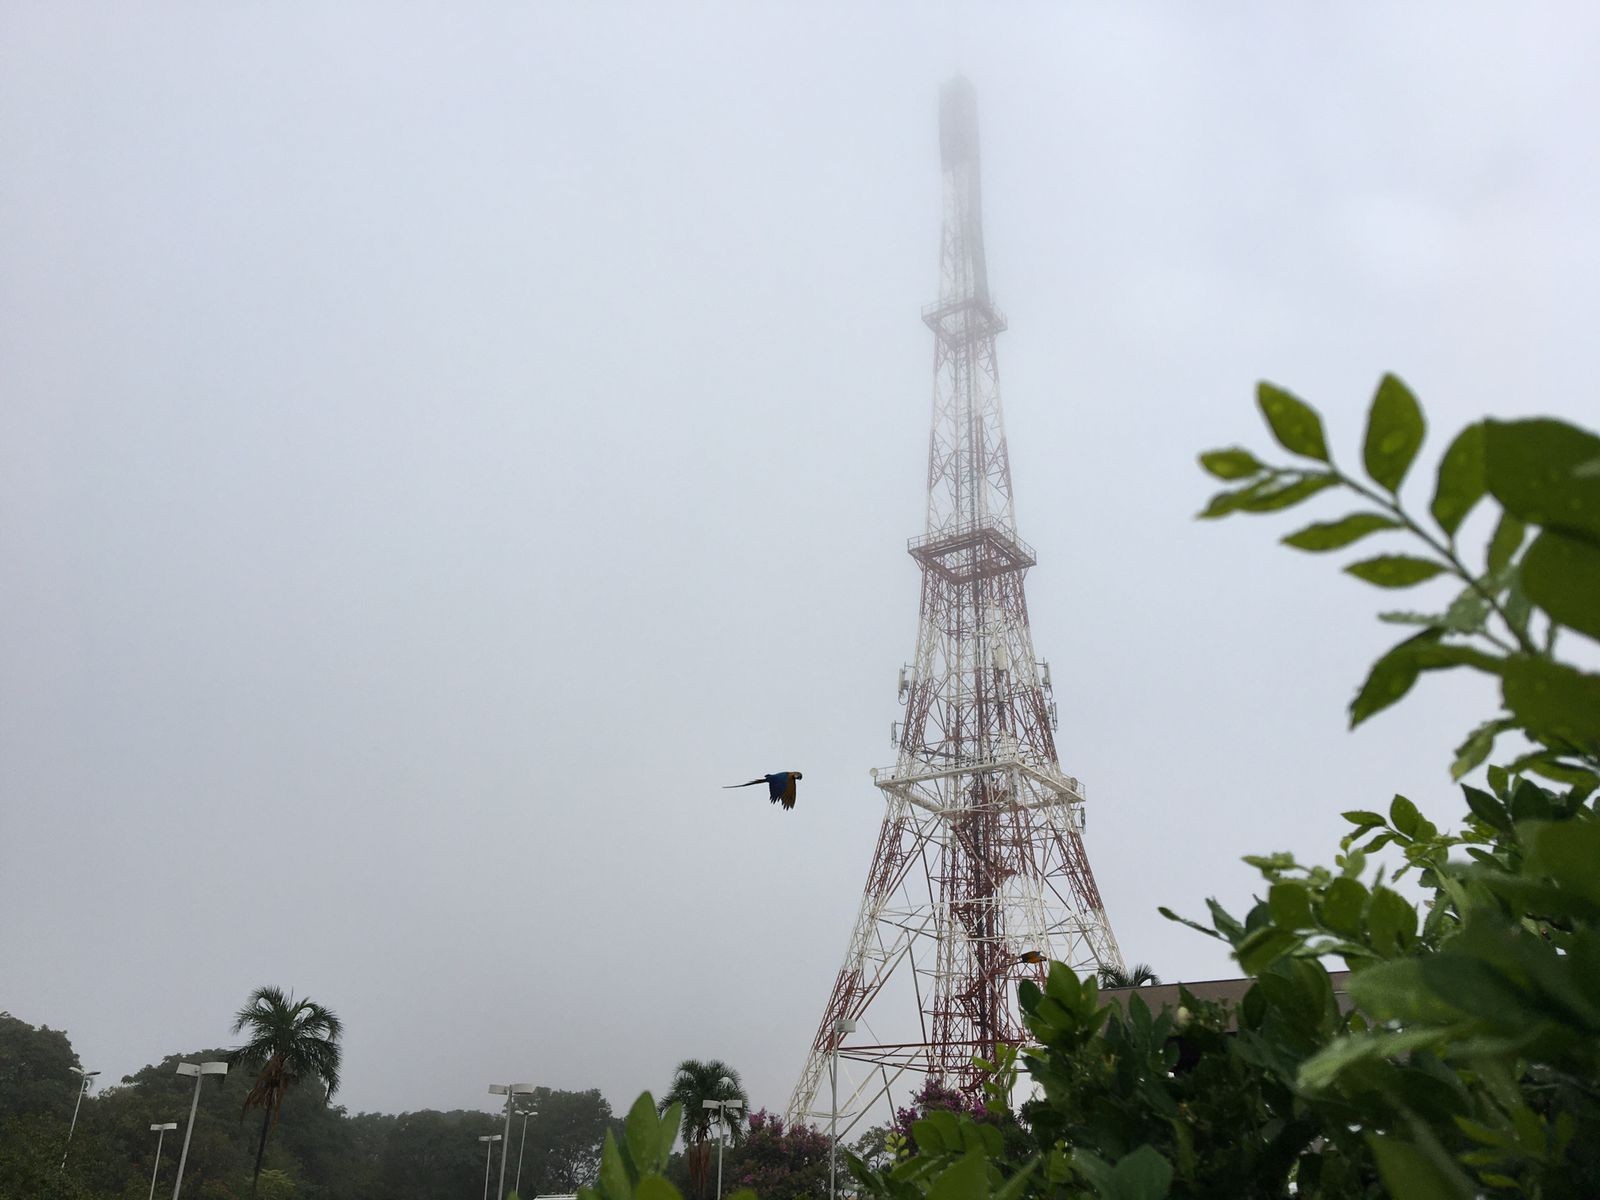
[788,79,1123,1127]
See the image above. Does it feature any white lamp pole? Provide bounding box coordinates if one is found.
[701,1084,743,1200]
[171,1061,228,1200]
[830,1018,857,1200]
[487,1083,535,1200]
[478,1134,503,1200]
[60,1065,100,1169]
[514,1107,536,1197]
[147,1123,178,1200]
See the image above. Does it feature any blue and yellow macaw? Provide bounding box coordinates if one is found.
[725,771,803,811]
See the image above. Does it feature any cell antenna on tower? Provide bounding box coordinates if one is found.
[787,79,1124,1130]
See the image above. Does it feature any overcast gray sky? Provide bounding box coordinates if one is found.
[4,3,1598,1121]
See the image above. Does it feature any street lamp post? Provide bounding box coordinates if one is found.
[60,1065,100,1169]
[171,1061,228,1200]
[147,1123,178,1200]
[514,1107,537,1197]
[701,1081,743,1200]
[830,1018,857,1200]
[478,1134,503,1200]
[487,1084,534,1200]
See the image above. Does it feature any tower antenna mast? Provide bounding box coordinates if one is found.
[788,78,1123,1129]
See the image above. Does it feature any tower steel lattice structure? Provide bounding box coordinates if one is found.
[787,79,1124,1129]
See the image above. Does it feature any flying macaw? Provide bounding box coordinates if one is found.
[1017,950,1047,965]
[724,771,803,811]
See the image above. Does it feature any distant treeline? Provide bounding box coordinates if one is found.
[0,1011,617,1200]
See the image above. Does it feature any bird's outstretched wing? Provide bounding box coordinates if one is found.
[724,778,767,789]
[775,774,797,810]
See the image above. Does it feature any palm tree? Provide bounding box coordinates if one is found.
[1099,962,1161,988]
[659,1059,746,1198]
[229,985,343,1197]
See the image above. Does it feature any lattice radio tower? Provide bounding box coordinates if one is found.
[787,79,1124,1129]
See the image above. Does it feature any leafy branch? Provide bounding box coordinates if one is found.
[1199,375,1600,784]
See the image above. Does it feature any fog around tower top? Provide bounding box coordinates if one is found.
[3,2,1596,1119]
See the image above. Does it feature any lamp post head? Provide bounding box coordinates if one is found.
[151,1122,178,1132]
[178,1061,228,1079]
[478,1134,503,1143]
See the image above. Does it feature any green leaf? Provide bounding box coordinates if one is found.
[655,1102,681,1162]
[1072,1151,1117,1196]
[624,1093,662,1173]
[1348,959,1467,1024]
[1521,530,1600,642]
[1350,631,1439,727]
[1504,569,1533,637]
[1500,658,1600,757]
[1111,1145,1174,1200]
[597,1133,630,1200]
[1452,719,1511,781]
[1454,1116,1514,1149]
[1320,877,1368,937]
[1389,794,1422,838]
[1417,956,1545,1027]
[1236,927,1301,974]
[1282,512,1401,551]
[1508,777,1555,822]
[1157,906,1225,942]
[1268,882,1314,929]
[1440,582,1492,634]
[1524,755,1600,791]
[1485,417,1600,545]
[1349,629,1503,727]
[1368,1135,1477,1200]
[927,1153,989,1200]
[1199,447,1266,480]
[1343,809,1387,829]
[1486,512,1526,574]
[1197,476,1279,520]
[1079,1146,1174,1200]
[1298,1026,1444,1090]
[913,1114,956,1155]
[1345,555,1448,588]
[1257,382,1330,462]
[1377,609,1447,628]
[992,1161,1040,1200]
[1206,898,1247,942]
[1242,851,1296,872]
[636,1179,682,1200]
[1363,373,1426,493]
[1431,422,1486,536]
[1523,818,1600,908]
[1367,887,1417,955]
[1461,782,1511,832]
[1236,474,1339,513]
